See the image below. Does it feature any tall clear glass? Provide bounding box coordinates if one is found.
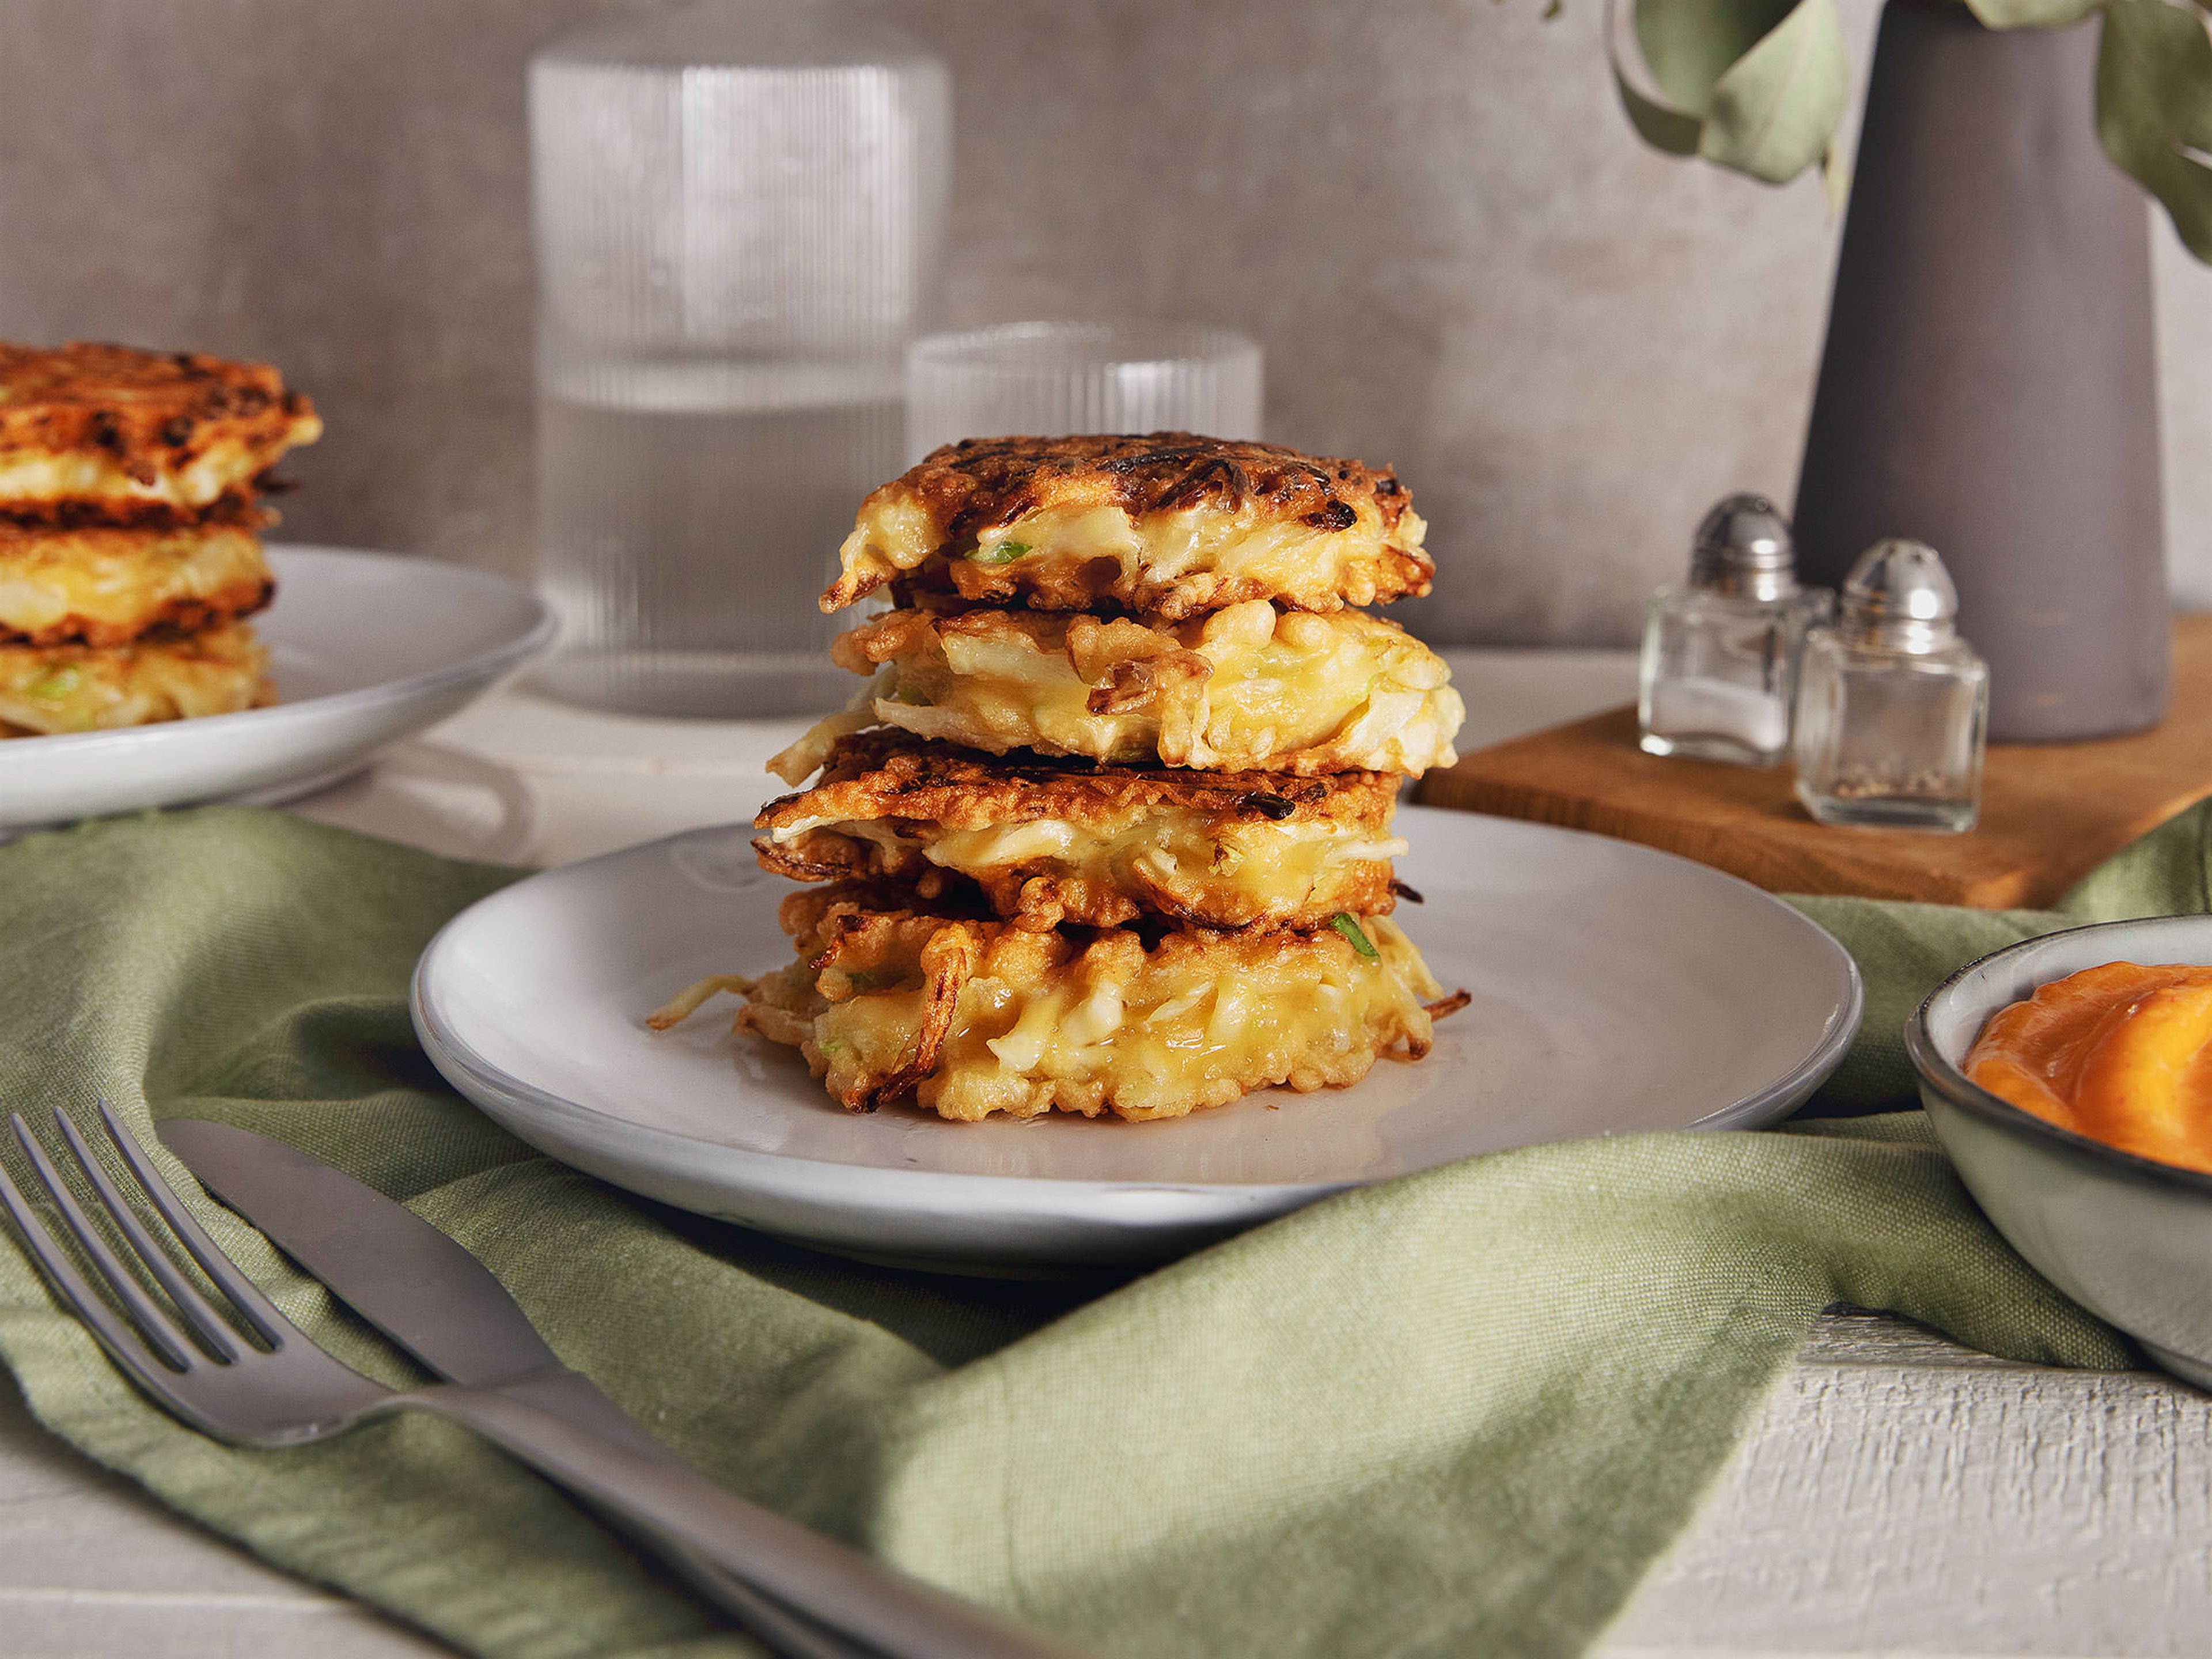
[530,1,950,715]
[905,322,1263,463]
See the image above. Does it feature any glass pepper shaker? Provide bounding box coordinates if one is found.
[1794,539,1989,833]
[1639,494,1832,766]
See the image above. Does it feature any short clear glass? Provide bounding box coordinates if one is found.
[1793,539,1990,832]
[904,321,1263,463]
[529,2,950,716]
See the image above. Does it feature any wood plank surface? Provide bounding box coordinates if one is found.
[1419,615,2212,908]
[1601,1310,2212,1658]
[0,1375,446,1658]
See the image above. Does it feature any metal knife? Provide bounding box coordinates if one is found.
[158,1118,882,1659]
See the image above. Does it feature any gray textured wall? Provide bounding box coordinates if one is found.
[1,0,2204,643]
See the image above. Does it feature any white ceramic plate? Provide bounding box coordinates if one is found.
[1,544,555,832]
[412,807,1863,1268]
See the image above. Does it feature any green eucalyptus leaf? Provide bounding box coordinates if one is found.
[1608,0,1706,149]
[1965,0,2107,30]
[2101,0,2212,145]
[1612,62,1707,152]
[1822,141,1853,213]
[1700,0,1851,182]
[1634,0,1798,115]
[2097,0,2212,260]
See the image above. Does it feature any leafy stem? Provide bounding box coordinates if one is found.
[1607,0,2212,259]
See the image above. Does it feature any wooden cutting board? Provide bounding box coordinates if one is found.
[1417,614,2212,909]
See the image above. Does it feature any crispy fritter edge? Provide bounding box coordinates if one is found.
[0,579,275,649]
[654,883,1466,1115]
[752,733,1402,926]
[823,432,1433,614]
[0,341,319,522]
[0,501,275,645]
[881,432,1416,544]
[757,730,1400,832]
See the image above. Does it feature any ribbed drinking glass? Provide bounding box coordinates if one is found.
[905,322,1263,463]
[531,1,950,715]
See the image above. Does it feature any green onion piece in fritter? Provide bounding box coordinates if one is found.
[1331,913,1380,960]
[968,541,1031,566]
[25,666,82,702]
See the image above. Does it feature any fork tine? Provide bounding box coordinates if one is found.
[0,1126,191,1374]
[9,1115,204,1373]
[94,1100,285,1347]
[52,1109,240,1362]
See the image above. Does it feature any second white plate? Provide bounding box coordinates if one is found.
[411,806,1863,1268]
[1,544,554,831]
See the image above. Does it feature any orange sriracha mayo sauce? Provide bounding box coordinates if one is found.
[1965,961,2212,1174]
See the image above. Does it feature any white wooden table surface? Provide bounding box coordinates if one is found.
[5,650,2207,1659]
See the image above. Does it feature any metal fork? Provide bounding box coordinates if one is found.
[0,1105,1082,1659]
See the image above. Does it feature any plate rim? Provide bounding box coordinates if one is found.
[0,543,556,768]
[410,806,1865,1230]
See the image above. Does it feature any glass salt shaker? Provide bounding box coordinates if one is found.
[1794,539,1989,833]
[1639,494,1832,766]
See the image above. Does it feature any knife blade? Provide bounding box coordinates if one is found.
[158,1118,880,1659]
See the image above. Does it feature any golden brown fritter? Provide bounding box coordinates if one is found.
[0,620,273,737]
[653,881,1460,1122]
[822,432,1433,619]
[755,730,1406,930]
[770,599,1465,783]
[0,502,272,646]
[0,342,321,524]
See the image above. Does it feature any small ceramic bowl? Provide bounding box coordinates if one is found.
[1908,915,2212,1390]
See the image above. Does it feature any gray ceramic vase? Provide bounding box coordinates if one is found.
[1793,0,2169,743]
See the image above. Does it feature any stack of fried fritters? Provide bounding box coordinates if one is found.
[0,343,320,738]
[709,433,1469,1122]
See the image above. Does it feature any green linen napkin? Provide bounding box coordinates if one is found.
[0,804,2187,1659]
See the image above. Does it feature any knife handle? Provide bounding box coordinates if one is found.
[487,1371,885,1658]
[391,1384,1088,1659]
[670,1563,889,1659]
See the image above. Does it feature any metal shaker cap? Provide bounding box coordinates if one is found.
[1688,494,1798,601]
[1838,538,1960,652]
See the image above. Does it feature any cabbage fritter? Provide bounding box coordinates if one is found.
[0,506,272,645]
[0,342,321,523]
[771,599,1464,783]
[823,433,1432,620]
[653,882,1465,1122]
[755,731,1407,930]
[0,621,273,737]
